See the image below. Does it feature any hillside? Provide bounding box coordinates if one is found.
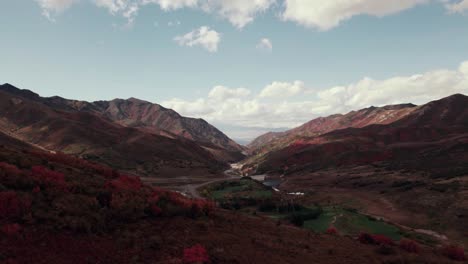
[247,103,417,158]
[0,83,245,163]
[240,94,468,246]
[0,135,462,263]
[0,84,225,178]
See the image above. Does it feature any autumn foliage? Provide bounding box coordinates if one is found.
[0,191,31,221]
[326,226,338,235]
[441,245,466,261]
[0,145,220,263]
[399,239,421,254]
[358,233,394,246]
[183,244,210,264]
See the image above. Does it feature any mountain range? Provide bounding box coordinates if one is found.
[0,83,244,177]
[0,83,467,262]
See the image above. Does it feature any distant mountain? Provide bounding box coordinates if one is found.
[243,94,468,176]
[246,102,418,163]
[0,83,232,177]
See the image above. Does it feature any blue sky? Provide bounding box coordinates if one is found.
[1,0,468,142]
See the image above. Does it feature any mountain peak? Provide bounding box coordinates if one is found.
[0,83,40,100]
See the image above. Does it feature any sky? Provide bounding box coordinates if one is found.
[1,0,468,143]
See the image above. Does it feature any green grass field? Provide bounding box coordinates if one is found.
[303,207,403,240]
[204,179,405,242]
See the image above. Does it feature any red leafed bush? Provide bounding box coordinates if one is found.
[0,191,31,221]
[358,233,394,246]
[326,226,338,235]
[183,244,210,264]
[0,162,22,176]
[399,239,420,254]
[441,245,466,261]
[30,151,117,179]
[31,166,67,190]
[107,175,142,192]
[1,223,21,236]
[147,190,215,218]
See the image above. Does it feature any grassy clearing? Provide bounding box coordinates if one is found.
[203,179,406,242]
[303,207,402,240]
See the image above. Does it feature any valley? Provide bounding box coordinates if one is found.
[0,84,467,263]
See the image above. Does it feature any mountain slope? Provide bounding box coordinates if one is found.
[0,84,225,177]
[241,94,468,245]
[0,137,460,263]
[246,103,418,167]
[0,83,245,163]
[244,94,467,175]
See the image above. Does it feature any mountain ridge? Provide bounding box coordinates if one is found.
[0,83,245,162]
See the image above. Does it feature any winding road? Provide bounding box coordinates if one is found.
[184,168,241,198]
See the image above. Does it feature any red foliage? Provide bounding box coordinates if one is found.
[326,226,338,235]
[31,166,67,190]
[399,239,420,254]
[1,223,21,236]
[358,233,394,246]
[183,244,210,264]
[0,191,31,221]
[107,175,142,192]
[0,162,22,176]
[441,245,466,261]
[30,151,117,179]
[147,190,215,218]
[32,186,41,193]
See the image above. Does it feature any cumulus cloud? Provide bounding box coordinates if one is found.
[174,26,221,52]
[142,0,198,10]
[281,0,428,31]
[35,0,78,21]
[445,0,468,13]
[37,0,467,29]
[260,81,305,98]
[200,0,275,29]
[208,86,251,100]
[161,60,468,139]
[256,38,273,52]
[90,0,273,28]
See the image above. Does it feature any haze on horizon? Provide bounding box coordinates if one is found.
[2,0,468,142]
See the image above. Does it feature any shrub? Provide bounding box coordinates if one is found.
[358,233,394,246]
[1,223,22,236]
[149,190,214,218]
[106,175,142,192]
[0,191,31,221]
[441,245,466,261]
[376,244,396,255]
[289,214,305,227]
[372,234,395,246]
[183,244,210,264]
[31,166,67,190]
[326,226,338,235]
[399,239,420,254]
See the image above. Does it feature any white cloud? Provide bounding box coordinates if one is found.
[260,81,305,98]
[174,26,221,52]
[445,0,468,13]
[256,38,273,52]
[142,0,198,10]
[161,60,468,140]
[35,0,78,21]
[281,0,428,31]
[37,0,467,29]
[208,86,251,100]
[200,0,275,29]
[162,98,214,115]
[91,0,273,28]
